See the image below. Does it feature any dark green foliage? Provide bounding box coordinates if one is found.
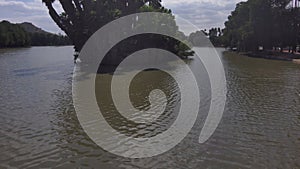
[222,0,300,52]
[0,20,72,48]
[29,33,71,46]
[43,0,194,58]
[0,21,30,48]
[42,0,165,52]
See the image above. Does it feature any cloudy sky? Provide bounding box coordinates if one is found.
[0,0,243,34]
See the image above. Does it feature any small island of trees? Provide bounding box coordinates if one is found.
[42,0,194,61]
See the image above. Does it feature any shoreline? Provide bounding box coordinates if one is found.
[293,59,300,64]
[246,51,300,61]
[225,50,300,63]
[0,45,73,49]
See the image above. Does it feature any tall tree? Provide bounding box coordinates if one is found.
[42,0,164,52]
[222,0,300,52]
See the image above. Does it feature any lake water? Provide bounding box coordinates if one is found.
[0,46,299,168]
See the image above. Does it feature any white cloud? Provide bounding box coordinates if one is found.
[163,0,244,32]
[163,0,242,6]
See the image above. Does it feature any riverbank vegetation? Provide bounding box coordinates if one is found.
[0,21,30,47]
[41,0,299,61]
[0,21,71,48]
[222,0,300,53]
[190,0,300,56]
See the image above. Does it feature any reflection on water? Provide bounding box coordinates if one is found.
[0,47,299,168]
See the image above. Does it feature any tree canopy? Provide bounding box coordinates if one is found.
[43,0,163,52]
[42,0,194,58]
[188,0,300,53]
[222,0,300,52]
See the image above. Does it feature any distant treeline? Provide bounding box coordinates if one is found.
[0,21,30,47]
[189,0,300,53]
[0,21,71,48]
[29,32,71,46]
[189,28,224,47]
